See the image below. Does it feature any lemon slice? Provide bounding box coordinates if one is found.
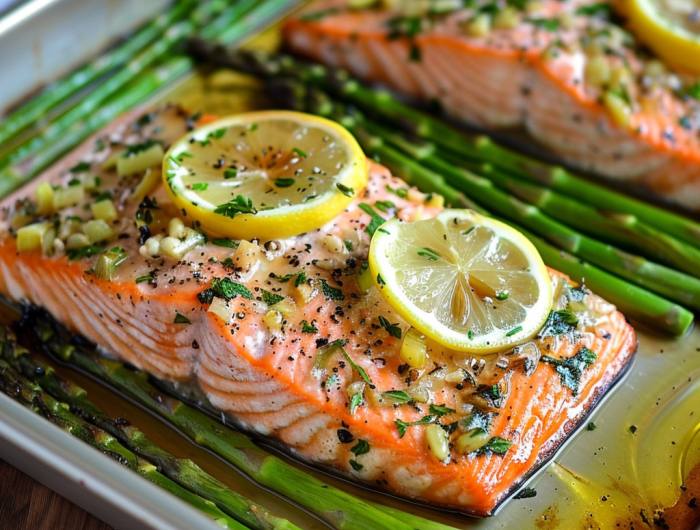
[625,0,700,74]
[163,111,368,240]
[368,209,552,354]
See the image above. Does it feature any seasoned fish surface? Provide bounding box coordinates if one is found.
[0,106,636,516]
[283,0,700,208]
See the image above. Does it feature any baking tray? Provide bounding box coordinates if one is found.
[2,2,700,529]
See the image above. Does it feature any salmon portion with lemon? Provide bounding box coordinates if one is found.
[0,105,636,516]
[283,0,700,208]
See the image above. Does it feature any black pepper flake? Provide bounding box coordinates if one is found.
[337,429,354,444]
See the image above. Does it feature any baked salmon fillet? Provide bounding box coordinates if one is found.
[283,0,700,209]
[0,105,636,516]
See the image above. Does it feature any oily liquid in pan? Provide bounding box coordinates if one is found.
[5,30,700,530]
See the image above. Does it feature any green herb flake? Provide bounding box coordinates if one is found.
[350,439,370,456]
[395,415,437,438]
[349,460,363,471]
[211,128,227,139]
[496,291,509,301]
[261,289,284,306]
[514,487,537,499]
[478,437,513,455]
[385,185,408,199]
[540,346,597,395]
[274,178,295,188]
[358,203,385,237]
[429,404,456,417]
[575,3,611,17]
[382,390,412,404]
[69,162,91,173]
[337,183,355,197]
[192,183,209,191]
[349,392,363,415]
[135,273,154,284]
[344,240,354,252]
[211,238,238,249]
[417,247,440,261]
[224,168,238,179]
[124,139,161,157]
[66,245,104,261]
[215,195,257,218]
[174,313,191,324]
[292,147,308,158]
[505,326,522,337]
[374,200,395,213]
[199,277,254,304]
[527,17,559,31]
[301,320,318,334]
[341,348,372,385]
[377,274,386,286]
[587,422,597,431]
[540,310,578,337]
[320,279,345,301]
[378,316,402,339]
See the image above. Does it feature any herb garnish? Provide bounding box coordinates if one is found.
[192,183,209,191]
[69,161,91,173]
[429,404,456,417]
[527,17,559,31]
[351,439,370,456]
[540,347,597,395]
[358,203,385,237]
[124,139,162,157]
[349,460,363,471]
[274,178,295,188]
[135,273,154,284]
[374,200,395,213]
[382,390,412,404]
[301,320,318,334]
[540,310,579,337]
[198,277,254,304]
[385,185,408,199]
[224,168,238,179]
[477,437,513,455]
[292,147,308,158]
[174,313,191,324]
[395,415,437,438]
[320,279,345,301]
[514,487,537,499]
[212,238,238,249]
[67,245,104,261]
[378,316,402,339]
[261,290,284,306]
[349,392,363,415]
[215,195,257,218]
[337,183,355,197]
[417,247,440,261]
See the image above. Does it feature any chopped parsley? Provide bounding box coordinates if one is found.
[301,320,318,334]
[69,161,91,173]
[320,279,345,301]
[349,392,363,415]
[274,178,295,188]
[514,487,537,499]
[124,139,162,157]
[429,404,455,417]
[67,245,104,261]
[211,128,227,139]
[341,347,372,385]
[292,147,307,158]
[376,273,386,285]
[135,273,154,284]
[496,291,509,301]
[358,203,385,237]
[349,460,363,471]
[378,315,402,339]
[336,183,355,197]
[527,17,559,31]
[211,238,238,249]
[198,277,254,304]
[688,82,700,101]
[224,168,238,179]
[540,310,578,337]
[575,3,611,18]
[540,346,597,395]
[192,183,209,191]
[272,270,304,283]
[299,7,339,21]
[214,195,257,218]
[460,410,493,431]
[174,313,191,324]
[382,390,412,404]
[505,326,522,337]
[395,415,437,438]
[261,289,284,306]
[587,422,597,431]
[417,247,440,261]
[385,185,408,199]
[477,437,513,455]
[350,439,370,456]
[374,200,395,213]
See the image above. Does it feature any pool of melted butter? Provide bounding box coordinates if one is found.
[8,23,700,530]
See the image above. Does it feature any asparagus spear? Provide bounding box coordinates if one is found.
[0,337,299,530]
[18,310,432,530]
[265,79,696,333]
[438,153,700,279]
[0,358,250,530]
[192,46,700,249]
[0,0,270,193]
[0,0,198,150]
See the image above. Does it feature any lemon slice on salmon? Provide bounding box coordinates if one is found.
[625,0,700,74]
[163,111,368,240]
[368,209,552,354]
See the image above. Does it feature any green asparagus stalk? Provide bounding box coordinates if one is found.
[438,153,700,279]
[266,79,695,333]
[0,0,198,150]
[0,56,194,197]
[0,357,250,530]
[193,46,700,249]
[0,0,273,193]
[20,310,440,530]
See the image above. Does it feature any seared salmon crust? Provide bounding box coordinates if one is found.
[0,105,636,516]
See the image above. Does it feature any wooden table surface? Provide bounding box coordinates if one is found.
[0,458,112,530]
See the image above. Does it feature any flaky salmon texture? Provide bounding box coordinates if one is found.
[0,106,636,516]
[284,0,700,208]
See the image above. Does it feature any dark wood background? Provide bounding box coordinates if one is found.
[0,458,112,530]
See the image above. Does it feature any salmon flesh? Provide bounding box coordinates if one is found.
[283,0,700,209]
[0,106,636,516]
